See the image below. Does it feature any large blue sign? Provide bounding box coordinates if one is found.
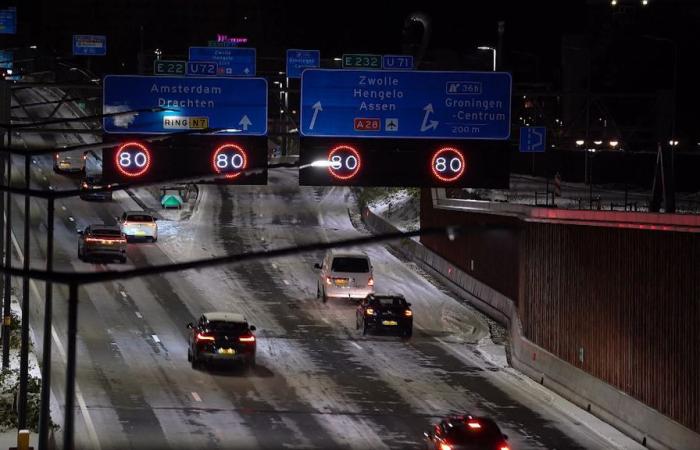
[102,75,267,135]
[72,35,107,56]
[382,55,413,70]
[0,50,12,70]
[519,126,546,152]
[0,8,16,35]
[189,47,256,76]
[286,49,320,78]
[300,69,511,140]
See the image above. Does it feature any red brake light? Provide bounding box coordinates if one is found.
[499,445,510,450]
[439,444,452,450]
[239,333,255,343]
[365,308,374,315]
[325,276,331,285]
[367,276,374,286]
[404,309,413,317]
[467,421,481,429]
[195,332,214,342]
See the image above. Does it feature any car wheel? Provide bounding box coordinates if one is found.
[119,256,127,264]
[362,318,368,336]
[247,356,256,370]
[187,348,192,362]
[191,353,199,369]
[152,236,158,243]
[403,328,413,339]
[316,284,321,299]
[322,288,327,303]
[355,315,360,330]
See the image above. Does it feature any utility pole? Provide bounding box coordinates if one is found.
[497,21,504,70]
[0,79,10,369]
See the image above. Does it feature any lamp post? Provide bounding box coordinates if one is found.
[477,46,496,71]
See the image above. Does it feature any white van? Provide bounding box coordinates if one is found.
[314,251,374,302]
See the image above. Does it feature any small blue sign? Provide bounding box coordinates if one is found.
[189,47,256,77]
[103,75,267,135]
[519,127,547,152]
[0,7,16,35]
[186,61,218,77]
[382,55,413,70]
[286,49,320,79]
[301,69,511,140]
[0,50,12,70]
[73,35,107,56]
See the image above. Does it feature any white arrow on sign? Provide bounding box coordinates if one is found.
[309,101,323,130]
[420,103,439,132]
[529,129,543,149]
[244,67,250,74]
[239,115,252,131]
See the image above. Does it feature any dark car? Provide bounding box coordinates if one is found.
[79,175,113,201]
[424,415,510,450]
[77,225,127,263]
[187,312,257,370]
[356,294,413,337]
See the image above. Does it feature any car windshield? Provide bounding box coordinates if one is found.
[126,215,154,222]
[207,321,248,333]
[331,257,369,273]
[91,228,121,237]
[375,297,407,308]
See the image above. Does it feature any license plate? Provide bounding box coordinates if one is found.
[135,230,146,236]
[334,278,348,286]
[382,320,398,326]
[217,348,235,355]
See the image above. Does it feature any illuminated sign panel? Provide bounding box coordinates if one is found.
[102,136,267,185]
[299,137,509,188]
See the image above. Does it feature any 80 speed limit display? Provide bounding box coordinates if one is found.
[299,137,508,188]
[115,142,151,177]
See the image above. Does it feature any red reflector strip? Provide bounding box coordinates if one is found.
[239,335,255,343]
[196,333,215,341]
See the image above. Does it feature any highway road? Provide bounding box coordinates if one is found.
[5,86,644,449]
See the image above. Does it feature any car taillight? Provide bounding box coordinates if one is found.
[365,308,374,315]
[81,182,88,189]
[239,333,255,343]
[195,332,214,342]
[439,443,452,450]
[467,421,481,429]
[498,445,510,450]
[404,309,413,317]
[367,276,374,286]
[325,276,331,285]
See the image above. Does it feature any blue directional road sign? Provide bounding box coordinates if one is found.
[286,49,320,78]
[0,7,16,34]
[382,55,413,70]
[73,35,107,56]
[189,47,256,76]
[519,126,547,152]
[301,69,511,140]
[0,50,12,69]
[103,75,267,135]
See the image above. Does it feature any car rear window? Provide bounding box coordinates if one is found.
[444,421,503,443]
[126,214,154,222]
[331,257,369,273]
[91,229,121,237]
[375,297,407,308]
[207,321,248,333]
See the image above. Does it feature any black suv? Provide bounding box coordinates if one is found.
[187,312,257,370]
[424,415,510,450]
[80,175,113,201]
[356,294,413,338]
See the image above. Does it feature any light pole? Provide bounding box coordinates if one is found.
[477,46,496,71]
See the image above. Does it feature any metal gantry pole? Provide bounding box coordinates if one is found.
[2,131,11,369]
[18,151,31,429]
[38,197,54,450]
[64,282,79,450]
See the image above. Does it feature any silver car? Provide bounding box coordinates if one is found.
[315,251,374,302]
[118,211,158,242]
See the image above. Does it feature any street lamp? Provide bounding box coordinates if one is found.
[477,46,496,71]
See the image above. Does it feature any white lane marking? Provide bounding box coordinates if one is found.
[283,279,290,285]
[191,392,202,402]
[68,216,75,222]
[152,335,161,344]
[321,317,330,324]
[350,341,363,350]
[120,291,127,298]
[271,263,278,270]
[135,312,143,319]
[10,230,102,450]
[61,205,67,211]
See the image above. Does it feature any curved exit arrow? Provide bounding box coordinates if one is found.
[420,103,439,132]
